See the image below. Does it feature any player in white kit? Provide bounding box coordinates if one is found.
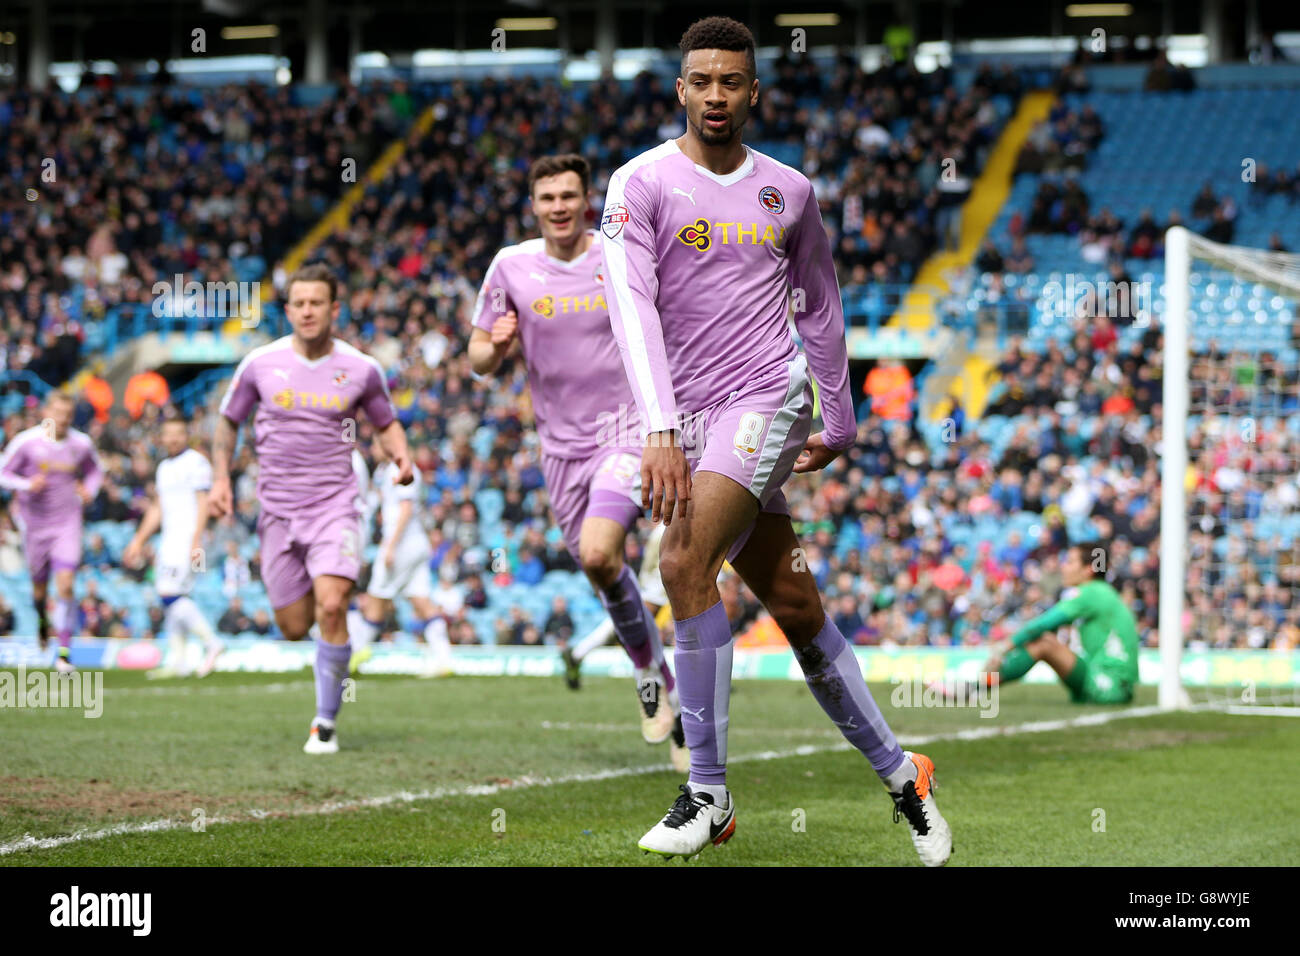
[124,416,224,677]
[344,448,377,672]
[351,440,452,676]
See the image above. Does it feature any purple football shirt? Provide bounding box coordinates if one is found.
[472,231,641,459]
[0,425,102,529]
[219,336,396,517]
[600,140,855,449]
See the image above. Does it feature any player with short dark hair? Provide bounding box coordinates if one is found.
[601,15,951,864]
[210,267,414,753]
[469,153,687,772]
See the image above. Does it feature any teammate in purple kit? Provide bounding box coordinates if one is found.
[468,154,687,772]
[601,17,952,864]
[210,264,414,754]
[0,391,102,674]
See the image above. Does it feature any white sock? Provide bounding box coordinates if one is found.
[176,596,221,652]
[349,609,378,650]
[572,618,616,662]
[423,618,452,665]
[688,781,729,807]
[162,601,188,671]
[883,754,918,793]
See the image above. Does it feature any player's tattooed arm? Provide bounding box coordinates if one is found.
[193,488,210,552]
[208,416,238,517]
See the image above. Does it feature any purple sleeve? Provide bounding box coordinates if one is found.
[602,169,679,437]
[785,181,856,451]
[361,362,397,430]
[471,252,516,333]
[78,440,104,499]
[219,353,260,424]
[0,440,32,491]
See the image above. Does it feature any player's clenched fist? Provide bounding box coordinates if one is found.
[491,310,519,348]
[390,449,415,486]
[122,538,144,570]
[642,430,691,526]
[208,475,233,518]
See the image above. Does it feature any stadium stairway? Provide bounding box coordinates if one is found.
[887,90,1057,423]
[54,99,439,415]
[221,105,440,336]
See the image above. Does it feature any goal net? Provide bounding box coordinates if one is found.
[1161,227,1300,714]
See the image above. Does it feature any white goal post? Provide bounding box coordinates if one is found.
[1160,225,1300,711]
[1159,226,1190,711]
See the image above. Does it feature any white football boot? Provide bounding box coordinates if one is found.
[889,751,952,867]
[637,676,675,744]
[638,785,736,859]
[303,717,339,754]
[195,640,224,678]
[668,713,690,774]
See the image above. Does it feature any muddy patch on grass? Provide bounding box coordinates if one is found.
[0,776,352,820]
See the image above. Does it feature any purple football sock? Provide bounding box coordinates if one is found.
[673,600,734,786]
[52,598,76,646]
[599,565,654,670]
[642,602,676,695]
[793,615,907,780]
[313,638,352,723]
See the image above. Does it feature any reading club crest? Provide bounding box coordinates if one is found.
[601,202,629,238]
[758,185,784,215]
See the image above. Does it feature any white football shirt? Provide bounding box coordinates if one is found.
[157,448,212,558]
[375,461,429,557]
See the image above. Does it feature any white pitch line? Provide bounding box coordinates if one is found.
[102,681,312,698]
[1218,705,1300,717]
[101,676,443,698]
[0,701,1238,857]
[539,720,842,738]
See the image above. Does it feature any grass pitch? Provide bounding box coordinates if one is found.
[2,669,1297,865]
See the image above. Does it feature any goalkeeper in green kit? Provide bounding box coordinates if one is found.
[981,541,1140,704]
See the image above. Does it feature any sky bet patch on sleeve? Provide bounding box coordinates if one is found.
[601,202,629,238]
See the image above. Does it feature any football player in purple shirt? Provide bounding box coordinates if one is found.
[469,155,687,772]
[210,264,414,754]
[601,17,951,864]
[0,391,102,673]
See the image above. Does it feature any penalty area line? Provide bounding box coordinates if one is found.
[0,702,1187,857]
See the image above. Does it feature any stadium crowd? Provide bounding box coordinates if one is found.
[0,80,425,408]
[3,61,1295,652]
